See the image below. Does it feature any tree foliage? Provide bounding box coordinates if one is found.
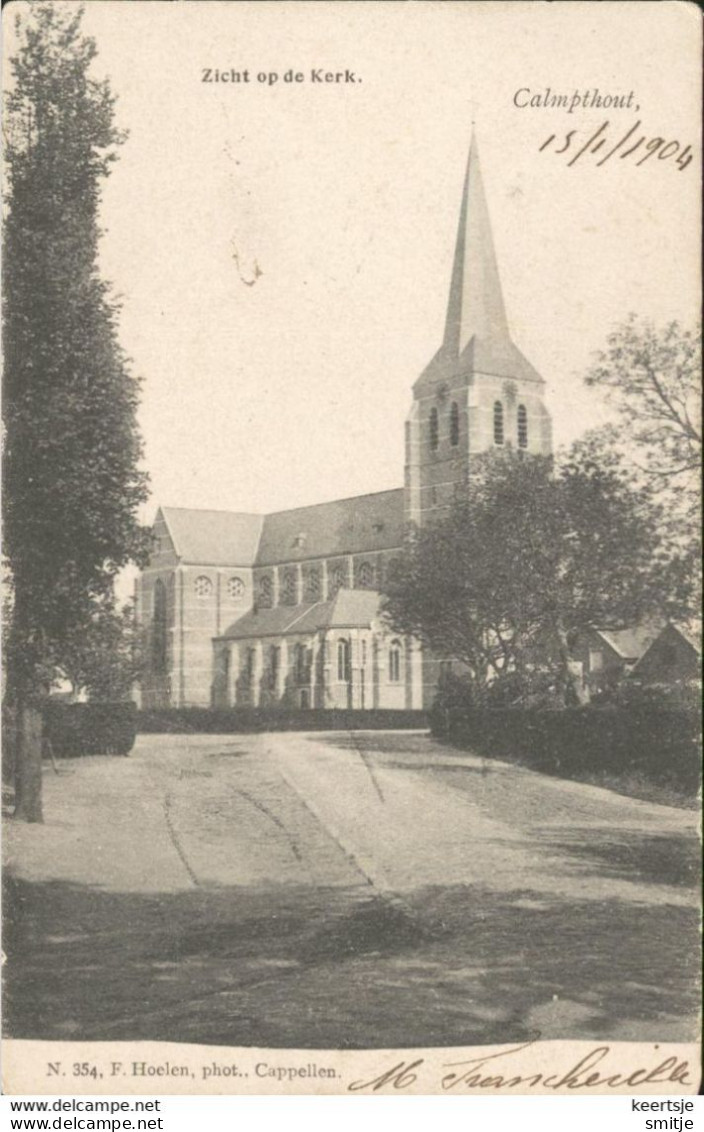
[59,600,146,703]
[584,316,701,489]
[3,5,149,819]
[583,318,701,612]
[383,449,692,706]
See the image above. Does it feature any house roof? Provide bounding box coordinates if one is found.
[160,507,264,566]
[596,623,662,661]
[670,620,702,654]
[630,620,703,678]
[221,588,384,641]
[631,620,703,666]
[255,488,404,566]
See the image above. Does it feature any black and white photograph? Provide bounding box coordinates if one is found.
[2,0,701,1098]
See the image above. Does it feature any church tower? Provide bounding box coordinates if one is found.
[404,136,552,527]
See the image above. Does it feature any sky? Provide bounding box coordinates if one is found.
[4,1,702,524]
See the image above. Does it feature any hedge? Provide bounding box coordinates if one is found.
[430,703,701,795]
[137,707,427,734]
[44,702,138,758]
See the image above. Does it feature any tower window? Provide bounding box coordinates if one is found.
[337,638,351,682]
[493,401,504,446]
[389,640,402,683]
[429,407,439,450]
[517,404,528,449]
[258,575,273,606]
[450,401,460,447]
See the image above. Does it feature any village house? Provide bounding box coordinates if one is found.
[630,622,702,692]
[570,624,662,698]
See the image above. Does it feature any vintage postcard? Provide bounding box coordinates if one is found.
[2,0,701,1098]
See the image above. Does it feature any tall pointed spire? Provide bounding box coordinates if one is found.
[443,134,511,357]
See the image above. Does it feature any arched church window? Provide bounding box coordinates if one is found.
[517,404,528,449]
[429,407,439,450]
[227,576,245,601]
[493,402,504,446]
[152,579,168,673]
[330,564,346,594]
[337,639,351,682]
[389,639,402,683]
[258,575,273,606]
[295,643,309,683]
[450,402,460,447]
[269,645,280,686]
[282,569,297,605]
[194,575,213,598]
[357,561,375,589]
[305,568,321,600]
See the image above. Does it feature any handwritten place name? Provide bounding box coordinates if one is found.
[347,1041,693,1093]
[539,121,693,171]
[515,87,640,114]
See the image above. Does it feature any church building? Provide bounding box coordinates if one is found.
[136,138,553,711]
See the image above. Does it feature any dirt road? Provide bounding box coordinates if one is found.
[3,731,699,1047]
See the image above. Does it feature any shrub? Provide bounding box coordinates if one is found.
[137,707,426,734]
[431,703,701,796]
[44,702,137,757]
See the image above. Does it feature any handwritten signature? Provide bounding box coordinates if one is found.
[348,1041,693,1093]
[539,121,693,171]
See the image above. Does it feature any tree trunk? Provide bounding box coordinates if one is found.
[555,624,589,707]
[2,700,18,787]
[13,702,44,823]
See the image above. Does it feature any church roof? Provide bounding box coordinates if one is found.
[221,588,383,640]
[155,489,403,569]
[255,488,404,565]
[445,133,509,355]
[417,134,543,388]
[160,507,264,566]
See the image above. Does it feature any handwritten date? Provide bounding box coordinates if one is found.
[540,120,693,171]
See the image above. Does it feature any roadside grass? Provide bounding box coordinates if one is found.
[566,769,699,810]
[321,732,698,810]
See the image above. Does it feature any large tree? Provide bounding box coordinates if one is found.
[3,5,149,820]
[584,316,701,493]
[383,448,692,706]
[584,317,701,612]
